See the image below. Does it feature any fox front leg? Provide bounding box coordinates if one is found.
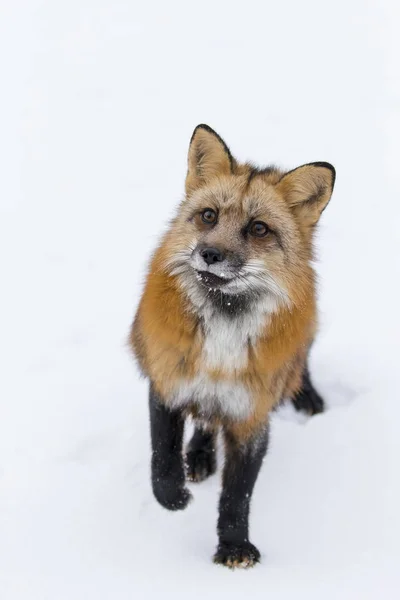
[149,385,191,510]
[214,423,269,568]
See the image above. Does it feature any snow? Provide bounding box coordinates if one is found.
[1,1,399,598]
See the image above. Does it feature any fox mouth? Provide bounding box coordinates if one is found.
[195,270,234,288]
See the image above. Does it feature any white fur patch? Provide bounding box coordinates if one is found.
[168,375,252,420]
[201,309,268,372]
[203,316,248,370]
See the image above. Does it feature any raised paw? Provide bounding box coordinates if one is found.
[185,448,216,483]
[213,540,261,569]
[153,478,192,511]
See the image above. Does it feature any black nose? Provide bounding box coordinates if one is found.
[200,247,225,265]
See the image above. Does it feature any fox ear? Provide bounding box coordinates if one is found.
[186,124,235,195]
[277,162,336,226]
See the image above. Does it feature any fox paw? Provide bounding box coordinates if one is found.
[213,541,260,569]
[185,448,216,483]
[292,389,324,415]
[153,480,192,511]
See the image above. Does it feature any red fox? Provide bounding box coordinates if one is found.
[130,125,335,568]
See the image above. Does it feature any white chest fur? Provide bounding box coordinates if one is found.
[202,309,268,372]
[169,375,252,420]
[166,309,269,420]
[202,314,249,371]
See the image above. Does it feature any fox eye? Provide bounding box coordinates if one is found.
[249,221,269,237]
[201,209,217,224]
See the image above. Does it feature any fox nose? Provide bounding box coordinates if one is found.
[200,247,225,266]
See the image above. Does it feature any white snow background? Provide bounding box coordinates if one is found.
[1,1,400,598]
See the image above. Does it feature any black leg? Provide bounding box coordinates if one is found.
[214,424,269,568]
[185,425,217,482]
[291,364,324,415]
[149,384,191,510]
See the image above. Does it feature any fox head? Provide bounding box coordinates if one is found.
[162,124,335,315]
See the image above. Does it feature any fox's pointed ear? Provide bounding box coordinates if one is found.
[185,124,235,195]
[277,162,336,226]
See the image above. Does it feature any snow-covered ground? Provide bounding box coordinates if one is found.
[1,1,399,598]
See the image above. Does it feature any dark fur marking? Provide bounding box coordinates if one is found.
[245,164,279,191]
[201,289,260,316]
[256,165,279,176]
[246,167,260,190]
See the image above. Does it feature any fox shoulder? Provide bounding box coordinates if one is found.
[129,246,199,377]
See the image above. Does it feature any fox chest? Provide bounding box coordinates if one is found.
[167,315,260,421]
[169,375,252,420]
